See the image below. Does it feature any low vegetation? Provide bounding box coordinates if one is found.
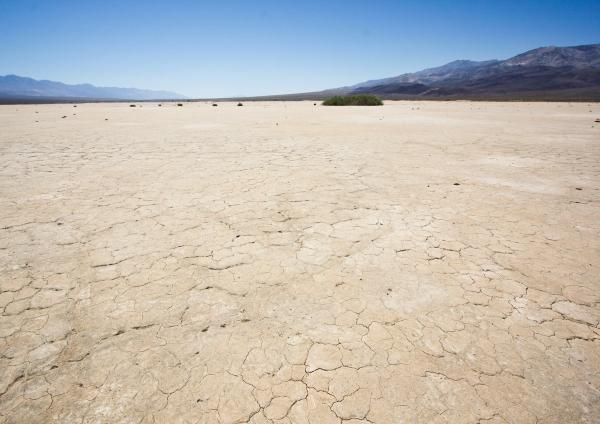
[322,94,383,106]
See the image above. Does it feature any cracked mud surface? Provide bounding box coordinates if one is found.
[1,101,599,423]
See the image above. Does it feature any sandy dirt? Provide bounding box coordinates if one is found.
[1,101,600,423]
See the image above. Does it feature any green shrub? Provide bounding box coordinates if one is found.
[322,94,383,106]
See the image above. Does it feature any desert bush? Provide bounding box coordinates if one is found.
[322,94,383,106]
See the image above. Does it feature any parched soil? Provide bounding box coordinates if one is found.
[1,101,599,423]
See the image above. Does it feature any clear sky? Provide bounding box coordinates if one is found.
[1,0,599,97]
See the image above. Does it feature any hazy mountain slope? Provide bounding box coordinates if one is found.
[502,44,600,68]
[343,43,600,99]
[352,60,500,88]
[0,75,185,100]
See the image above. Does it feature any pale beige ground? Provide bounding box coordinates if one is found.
[1,101,599,424]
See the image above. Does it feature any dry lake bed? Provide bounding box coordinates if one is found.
[1,101,600,423]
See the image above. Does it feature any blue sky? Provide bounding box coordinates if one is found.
[1,0,599,97]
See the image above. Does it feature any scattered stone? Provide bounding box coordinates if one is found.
[453,182,460,185]
[237,102,243,106]
[212,103,218,107]
[177,103,183,107]
[129,104,136,107]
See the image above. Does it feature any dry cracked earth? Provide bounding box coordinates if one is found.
[1,101,600,423]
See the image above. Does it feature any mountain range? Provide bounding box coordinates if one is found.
[328,43,600,100]
[1,43,599,102]
[0,75,184,101]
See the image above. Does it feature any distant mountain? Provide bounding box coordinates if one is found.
[502,44,600,68]
[333,43,600,100]
[351,60,501,88]
[0,75,185,100]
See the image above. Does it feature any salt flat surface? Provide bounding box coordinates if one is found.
[1,101,599,423]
